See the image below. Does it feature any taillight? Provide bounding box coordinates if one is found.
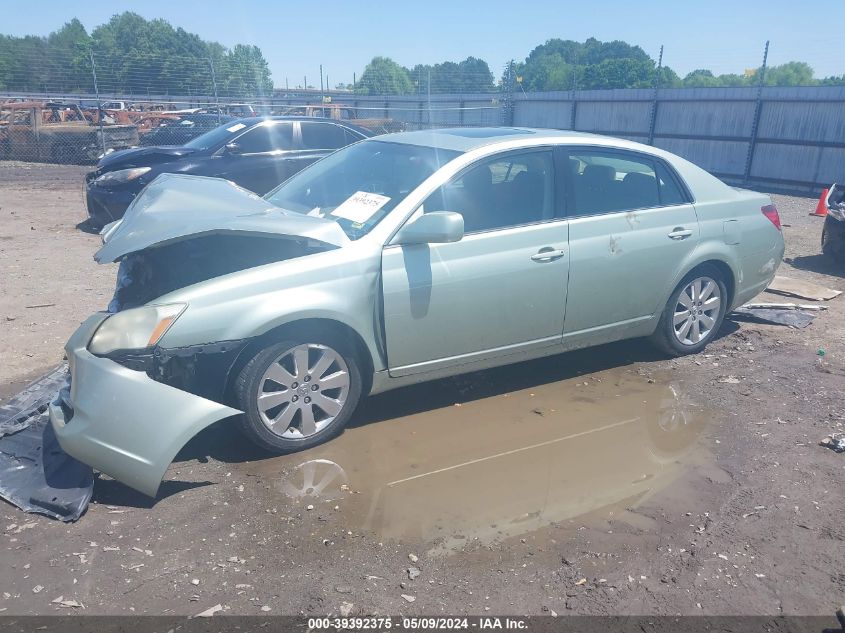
[762,204,781,231]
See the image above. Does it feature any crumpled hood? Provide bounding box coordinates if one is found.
[94,173,349,263]
[97,145,197,170]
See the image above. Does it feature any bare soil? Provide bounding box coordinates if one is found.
[0,163,843,617]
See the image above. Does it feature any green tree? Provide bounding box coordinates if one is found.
[682,69,719,87]
[219,44,273,97]
[357,56,412,95]
[820,74,845,86]
[46,19,92,91]
[0,12,273,97]
[759,61,815,86]
[657,65,682,88]
[411,57,495,93]
[513,38,658,91]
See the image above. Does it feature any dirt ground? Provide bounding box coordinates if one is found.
[0,161,843,618]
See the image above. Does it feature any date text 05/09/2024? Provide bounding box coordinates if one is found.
[307,616,529,630]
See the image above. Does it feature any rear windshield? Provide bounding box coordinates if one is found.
[184,120,247,150]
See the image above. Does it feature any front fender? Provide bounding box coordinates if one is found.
[157,251,384,371]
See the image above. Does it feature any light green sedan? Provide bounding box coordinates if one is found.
[50,128,785,496]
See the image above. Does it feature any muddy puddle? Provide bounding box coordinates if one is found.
[245,359,716,553]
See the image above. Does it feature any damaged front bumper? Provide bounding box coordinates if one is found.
[49,313,242,497]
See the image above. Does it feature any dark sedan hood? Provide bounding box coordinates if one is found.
[98,145,198,170]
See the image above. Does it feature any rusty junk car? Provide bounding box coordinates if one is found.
[0,101,139,164]
[280,104,406,134]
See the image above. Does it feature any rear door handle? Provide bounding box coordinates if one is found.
[668,227,693,240]
[530,248,566,262]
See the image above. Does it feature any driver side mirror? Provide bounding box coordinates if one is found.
[393,211,464,245]
[224,142,241,155]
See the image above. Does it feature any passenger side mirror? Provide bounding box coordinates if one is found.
[224,142,241,155]
[393,211,464,245]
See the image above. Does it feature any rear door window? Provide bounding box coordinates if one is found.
[300,122,352,150]
[565,149,688,216]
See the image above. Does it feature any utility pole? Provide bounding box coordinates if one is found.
[648,45,664,145]
[89,50,106,155]
[427,68,432,126]
[209,58,221,123]
[320,64,324,102]
[502,60,515,126]
[744,40,770,185]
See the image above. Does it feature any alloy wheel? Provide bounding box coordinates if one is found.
[672,276,721,345]
[256,343,350,439]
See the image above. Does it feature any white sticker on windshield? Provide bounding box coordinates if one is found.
[331,191,390,223]
[226,123,246,133]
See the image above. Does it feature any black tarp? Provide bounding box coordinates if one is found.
[730,306,817,328]
[0,365,93,521]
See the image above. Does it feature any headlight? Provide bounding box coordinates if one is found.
[93,167,151,186]
[88,304,186,355]
[829,206,845,222]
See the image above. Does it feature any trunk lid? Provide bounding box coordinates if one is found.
[94,173,349,263]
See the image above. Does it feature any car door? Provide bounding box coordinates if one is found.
[381,148,570,377]
[213,121,304,194]
[561,147,699,339]
[7,108,38,161]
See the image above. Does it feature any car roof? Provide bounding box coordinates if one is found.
[380,127,612,152]
[231,115,374,136]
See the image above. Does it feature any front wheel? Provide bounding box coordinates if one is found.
[650,266,728,356]
[235,337,363,453]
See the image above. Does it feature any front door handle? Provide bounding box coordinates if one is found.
[530,248,566,262]
[668,227,693,240]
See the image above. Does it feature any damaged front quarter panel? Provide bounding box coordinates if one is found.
[55,175,372,497]
[108,339,249,403]
[50,313,242,498]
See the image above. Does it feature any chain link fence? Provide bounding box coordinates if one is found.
[0,93,503,165]
[1,44,842,193]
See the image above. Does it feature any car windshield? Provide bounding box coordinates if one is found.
[183,120,248,150]
[265,140,461,239]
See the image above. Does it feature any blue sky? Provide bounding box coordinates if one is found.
[4,0,843,86]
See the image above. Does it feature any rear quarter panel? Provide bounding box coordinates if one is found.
[654,150,784,310]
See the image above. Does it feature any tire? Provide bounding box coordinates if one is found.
[649,264,728,357]
[234,336,363,453]
[821,222,845,262]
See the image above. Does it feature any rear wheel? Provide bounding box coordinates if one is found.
[650,265,728,356]
[235,337,363,453]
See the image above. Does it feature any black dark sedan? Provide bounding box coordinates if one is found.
[138,114,235,147]
[84,117,372,228]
